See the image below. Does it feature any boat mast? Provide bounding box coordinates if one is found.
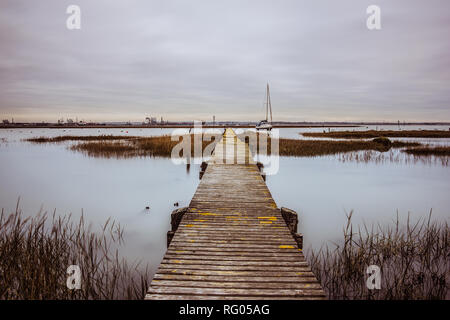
[265,83,269,122]
[266,83,272,123]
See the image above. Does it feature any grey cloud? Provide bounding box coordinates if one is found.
[0,0,449,122]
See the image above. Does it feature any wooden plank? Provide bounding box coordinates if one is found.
[161,259,308,267]
[153,274,320,283]
[148,286,326,297]
[163,254,305,262]
[145,294,326,300]
[151,280,323,290]
[165,249,304,258]
[155,268,313,276]
[158,264,312,272]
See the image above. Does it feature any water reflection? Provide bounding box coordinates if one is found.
[337,149,449,166]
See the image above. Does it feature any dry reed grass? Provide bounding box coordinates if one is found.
[25,135,138,143]
[0,201,149,300]
[237,131,421,157]
[302,130,450,139]
[404,146,450,156]
[307,211,449,299]
[29,132,445,160]
[68,134,220,159]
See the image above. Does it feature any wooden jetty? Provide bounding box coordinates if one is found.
[146,129,325,300]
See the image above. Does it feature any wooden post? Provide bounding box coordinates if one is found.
[167,207,188,247]
[281,207,303,249]
[199,161,208,179]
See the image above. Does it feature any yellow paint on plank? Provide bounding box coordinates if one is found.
[193,219,206,222]
[198,212,218,216]
[258,216,278,221]
[184,224,194,227]
[279,245,295,249]
[259,221,272,224]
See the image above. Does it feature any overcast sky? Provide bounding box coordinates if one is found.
[0,0,449,122]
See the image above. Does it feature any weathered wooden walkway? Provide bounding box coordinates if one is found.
[146,129,325,300]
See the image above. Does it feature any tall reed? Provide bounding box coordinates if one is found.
[0,202,149,300]
[307,211,449,299]
[69,134,220,159]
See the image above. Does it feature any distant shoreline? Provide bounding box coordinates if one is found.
[1,122,449,129]
[0,124,361,129]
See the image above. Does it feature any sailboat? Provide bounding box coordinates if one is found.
[256,83,273,131]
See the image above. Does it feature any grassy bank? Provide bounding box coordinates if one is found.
[25,135,138,143]
[237,131,421,157]
[277,138,420,157]
[26,134,221,159]
[70,135,220,158]
[27,133,425,158]
[308,212,449,299]
[302,130,450,139]
[0,204,149,300]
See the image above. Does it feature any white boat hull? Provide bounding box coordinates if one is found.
[256,123,272,130]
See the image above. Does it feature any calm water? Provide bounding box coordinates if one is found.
[0,127,449,277]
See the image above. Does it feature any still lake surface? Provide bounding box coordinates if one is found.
[0,126,449,276]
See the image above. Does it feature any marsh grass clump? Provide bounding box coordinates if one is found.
[27,132,424,159]
[391,141,422,148]
[70,141,137,158]
[302,130,450,139]
[66,134,220,159]
[131,136,180,157]
[403,146,450,156]
[0,203,149,300]
[237,131,421,157]
[372,137,391,148]
[277,139,388,156]
[25,135,138,143]
[308,211,449,300]
[132,134,219,158]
